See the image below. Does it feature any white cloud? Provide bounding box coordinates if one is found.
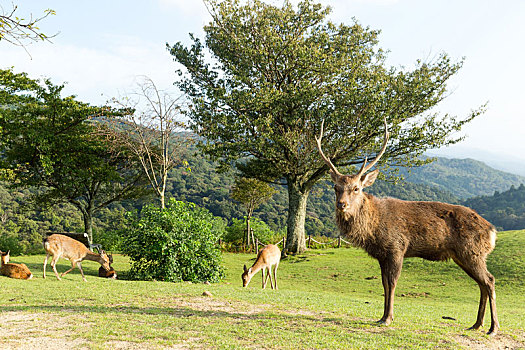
[1,36,178,105]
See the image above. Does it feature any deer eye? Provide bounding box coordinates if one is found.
[353,187,359,193]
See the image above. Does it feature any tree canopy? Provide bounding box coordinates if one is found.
[0,68,149,242]
[168,0,483,253]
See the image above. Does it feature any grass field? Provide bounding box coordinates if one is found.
[1,230,524,349]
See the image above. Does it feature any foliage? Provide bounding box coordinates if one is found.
[223,217,280,246]
[401,156,525,199]
[168,0,483,253]
[0,3,56,47]
[231,177,276,219]
[0,68,150,242]
[464,184,525,230]
[122,199,225,283]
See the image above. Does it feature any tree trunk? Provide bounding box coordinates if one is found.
[82,209,94,245]
[246,216,251,248]
[160,192,165,209]
[285,180,309,255]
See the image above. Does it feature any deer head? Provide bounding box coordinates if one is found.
[99,250,112,271]
[315,118,389,215]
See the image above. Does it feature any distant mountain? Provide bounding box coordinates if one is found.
[428,147,525,177]
[464,184,525,231]
[400,157,525,199]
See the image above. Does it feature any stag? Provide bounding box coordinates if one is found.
[315,118,499,335]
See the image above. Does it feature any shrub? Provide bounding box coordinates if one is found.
[223,217,279,246]
[122,199,224,283]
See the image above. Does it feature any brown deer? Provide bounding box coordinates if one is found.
[43,234,111,282]
[0,250,33,280]
[98,253,117,279]
[315,118,499,335]
[242,244,281,289]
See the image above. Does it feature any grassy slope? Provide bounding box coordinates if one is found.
[0,231,524,349]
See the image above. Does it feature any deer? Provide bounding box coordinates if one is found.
[43,234,111,282]
[242,244,281,289]
[315,118,499,335]
[0,250,33,280]
[98,253,117,279]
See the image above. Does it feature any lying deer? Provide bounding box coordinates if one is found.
[315,118,499,335]
[242,244,281,289]
[43,234,111,282]
[0,250,33,280]
[98,253,117,279]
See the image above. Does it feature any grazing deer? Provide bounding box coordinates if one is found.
[0,250,33,280]
[98,253,117,279]
[242,244,281,289]
[315,118,499,335]
[43,234,111,282]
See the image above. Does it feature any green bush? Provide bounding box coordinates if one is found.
[122,199,224,283]
[224,217,279,246]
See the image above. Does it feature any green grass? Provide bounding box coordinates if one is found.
[1,230,524,349]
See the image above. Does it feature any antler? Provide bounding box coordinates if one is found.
[357,117,389,177]
[315,119,343,177]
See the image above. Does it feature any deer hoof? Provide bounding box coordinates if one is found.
[376,319,392,326]
[487,327,498,336]
[468,324,482,331]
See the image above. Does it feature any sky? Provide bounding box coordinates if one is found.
[2,0,525,172]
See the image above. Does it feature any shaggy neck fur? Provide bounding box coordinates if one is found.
[336,193,379,249]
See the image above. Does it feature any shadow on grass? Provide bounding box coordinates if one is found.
[0,302,380,332]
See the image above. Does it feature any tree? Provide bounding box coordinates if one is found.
[168,0,482,254]
[231,176,276,248]
[106,76,189,209]
[0,69,149,243]
[0,3,56,47]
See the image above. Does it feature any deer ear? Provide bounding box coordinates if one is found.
[361,169,379,188]
[243,264,248,272]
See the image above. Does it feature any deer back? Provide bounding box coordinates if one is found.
[44,234,91,261]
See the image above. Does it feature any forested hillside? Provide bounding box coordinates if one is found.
[2,147,524,255]
[400,157,525,198]
[464,184,525,230]
[166,148,462,238]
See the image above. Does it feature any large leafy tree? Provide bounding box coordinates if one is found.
[0,69,149,243]
[168,0,482,254]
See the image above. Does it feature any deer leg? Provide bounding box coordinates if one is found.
[273,263,278,290]
[60,260,77,277]
[378,257,403,325]
[261,267,265,288]
[77,262,87,282]
[455,258,499,335]
[264,267,272,289]
[43,253,50,279]
[268,265,275,289]
[51,255,61,280]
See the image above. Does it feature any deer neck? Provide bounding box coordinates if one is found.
[249,260,266,277]
[84,251,103,263]
[336,193,379,248]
